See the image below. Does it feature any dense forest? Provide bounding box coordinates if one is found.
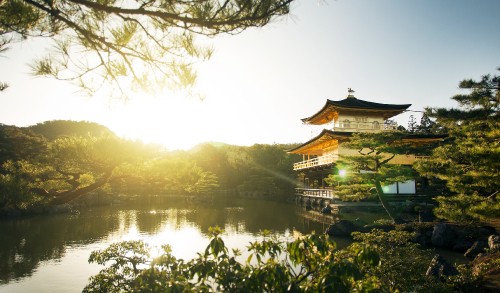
[0,120,301,212]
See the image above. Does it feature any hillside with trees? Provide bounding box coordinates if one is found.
[28,120,115,141]
[0,120,301,213]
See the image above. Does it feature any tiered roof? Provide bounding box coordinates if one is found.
[288,130,352,155]
[289,92,446,155]
[301,96,411,125]
[288,130,446,155]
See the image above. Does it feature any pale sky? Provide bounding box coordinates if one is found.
[1,0,499,150]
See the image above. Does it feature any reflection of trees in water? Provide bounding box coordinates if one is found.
[0,196,328,284]
[177,198,326,235]
[0,212,118,283]
[122,196,329,236]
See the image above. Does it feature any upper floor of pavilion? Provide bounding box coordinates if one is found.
[288,90,447,171]
[300,89,411,133]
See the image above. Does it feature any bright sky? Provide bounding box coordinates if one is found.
[1,0,499,150]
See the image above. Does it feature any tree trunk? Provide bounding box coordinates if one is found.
[374,180,403,224]
[49,169,114,206]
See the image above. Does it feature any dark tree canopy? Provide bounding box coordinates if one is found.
[0,124,48,165]
[29,120,115,140]
[414,70,500,222]
[0,0,293,96]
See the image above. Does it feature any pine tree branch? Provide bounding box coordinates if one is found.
[380,153,396,166]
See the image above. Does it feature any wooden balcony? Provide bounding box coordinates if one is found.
[333,121,398,132]
[293,153,338,171]
[294,154,430,171]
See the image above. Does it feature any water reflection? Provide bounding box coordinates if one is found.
[0,196,335,289]
[0,211,117,284]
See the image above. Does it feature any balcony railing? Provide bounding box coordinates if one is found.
[332,122,397,131]
[295,188,338,199]
[293,153,338,170]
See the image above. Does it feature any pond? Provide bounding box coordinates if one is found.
[1,195,370,293]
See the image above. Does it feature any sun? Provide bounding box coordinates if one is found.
[101,92,223,150]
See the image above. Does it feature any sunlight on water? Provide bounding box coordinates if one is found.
[0,197,332,292]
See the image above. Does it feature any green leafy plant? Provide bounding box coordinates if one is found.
[84,227,384,292]
[347,229,452,292]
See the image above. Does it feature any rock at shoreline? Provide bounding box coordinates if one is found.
[431,223,456,248]
[488,235,500,252]
[325,220,358,236]
[472,252,500,292]
[426,254,459,279]
[464,240,488,258]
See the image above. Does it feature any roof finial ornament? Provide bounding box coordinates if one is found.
[347,88,355,98]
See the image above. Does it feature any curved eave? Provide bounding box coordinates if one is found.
[288,132,446,155]
[301,98,412,125]
[300,102,336,125]
[287,130,352,155]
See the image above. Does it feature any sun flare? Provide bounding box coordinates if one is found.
[103,92,224,150]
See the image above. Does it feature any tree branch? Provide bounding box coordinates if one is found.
[64,0,293,32]
[49,167,115,205]
[380,153,396,166]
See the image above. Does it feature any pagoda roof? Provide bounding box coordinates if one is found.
[288,129,353,155]
[301,96,411,125]
[288,130,446,155]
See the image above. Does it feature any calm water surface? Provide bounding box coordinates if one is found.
[0,196,353,292]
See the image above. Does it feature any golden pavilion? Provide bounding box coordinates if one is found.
[288,89,442,198]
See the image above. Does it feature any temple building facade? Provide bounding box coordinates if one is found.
[288,89,441,198]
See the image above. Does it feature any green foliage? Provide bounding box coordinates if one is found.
[0,124,47,165]
[347,229,451,292]
[0,161,44,209]
[331,131,417,186]
[87,228,493,292]
[1,121,299,210]
[407,115,418,133]
[236,175,278,197]
[84,228,384,292]
[0,121,164,208]
[325,131,420,221]
[408,113,441,135]
[190,143,300,197]
[417,113,441,134]
[333,184,375,202]
[446,263,484,291]
[414,70,500,222]
[139,155,220,195]
[1,0,293,97]
[433,194,500,224]
[28,120,114,141]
